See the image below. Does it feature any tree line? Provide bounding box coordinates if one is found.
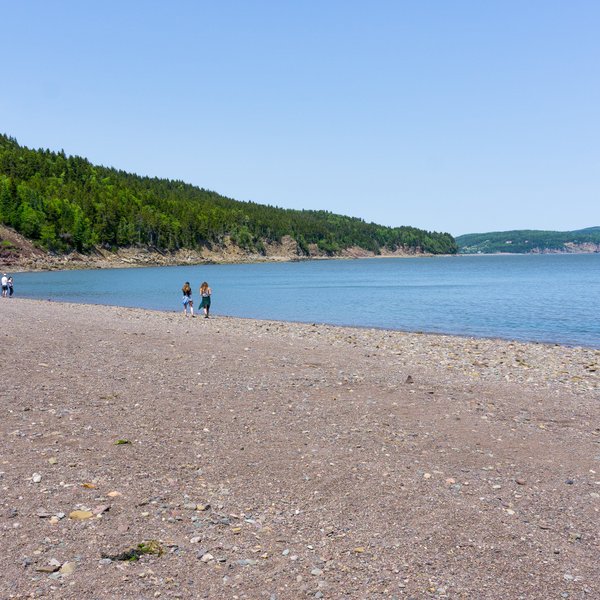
[0,134,457,256]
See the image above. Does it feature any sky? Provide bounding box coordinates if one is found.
[1,1,599,236]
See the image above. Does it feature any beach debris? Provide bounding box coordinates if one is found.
[114,439,132,445]
[102,540,164,562]
[405,375,414,384]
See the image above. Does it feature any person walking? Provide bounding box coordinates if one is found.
[182,282,194,317]
[1,273,8,298]
[199,281,211,318]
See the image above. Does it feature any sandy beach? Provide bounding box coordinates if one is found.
[1,298,599,599]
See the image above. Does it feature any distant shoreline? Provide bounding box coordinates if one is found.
[458,250,600,256]
[2,247,446,274]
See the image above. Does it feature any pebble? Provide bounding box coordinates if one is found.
[311,568,323,576]
[237,559,258,566]
[32,473,42,483]
[69,510,94,520]
[59,562,76,577]
[200,553,214,563]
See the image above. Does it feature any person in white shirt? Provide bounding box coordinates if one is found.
[1,273,8,298]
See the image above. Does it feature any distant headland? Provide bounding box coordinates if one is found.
[456,227,600,254]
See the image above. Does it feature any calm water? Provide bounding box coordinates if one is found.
[12,254,600,348]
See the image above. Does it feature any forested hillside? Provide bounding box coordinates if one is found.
[0,134,456,257]
[456,228,600,254]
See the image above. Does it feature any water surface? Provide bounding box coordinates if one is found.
[13,254,600,348]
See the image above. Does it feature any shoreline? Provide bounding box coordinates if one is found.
[0,226,441,273]
[2,249,443,275]
[25,296,600,352]
[1,298,598,598]
[7,297,600,393]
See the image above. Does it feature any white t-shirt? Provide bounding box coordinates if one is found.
[1,275,7,287]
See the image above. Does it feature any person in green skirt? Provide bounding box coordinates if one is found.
[199,281,211,318]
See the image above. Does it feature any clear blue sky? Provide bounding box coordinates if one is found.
[1,1,599,236]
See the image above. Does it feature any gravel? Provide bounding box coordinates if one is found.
[0,298,598,598]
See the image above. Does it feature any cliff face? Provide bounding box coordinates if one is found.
[530,242,600,254]
[0,228,422,272]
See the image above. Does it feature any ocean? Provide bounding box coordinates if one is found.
[12,253,600,348]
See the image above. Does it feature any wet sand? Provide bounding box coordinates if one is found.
[1,299,599,599]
